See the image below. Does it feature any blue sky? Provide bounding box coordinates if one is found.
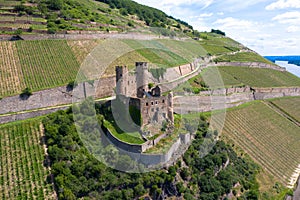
[134,0,300,56]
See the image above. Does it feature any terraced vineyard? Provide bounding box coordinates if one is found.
[270,97,300,122]
[67,39,103,64]
[214,52,274,64]
[217,101,300,187]
[122,39,206,68]
[0,41,25,97]
[205,66,300,87]
[0,120,54,199]
[16,40,80,91]
[198,33,243,55]
[157,39,207,60]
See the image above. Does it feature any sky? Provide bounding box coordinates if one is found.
[134,0,300,56]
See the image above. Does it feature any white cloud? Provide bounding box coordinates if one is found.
[213,17,258,30]
[272,11,300,24]
[266,0,300,10]
[134,0,214,13]
[287,25,300,32]
[217,12,224,16]
[199,13,213,17]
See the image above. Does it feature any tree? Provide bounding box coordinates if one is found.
[14,28,23,36]
[211,29,226,36]
[48,0,63,10]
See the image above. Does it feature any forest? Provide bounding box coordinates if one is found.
[43,100,260,199]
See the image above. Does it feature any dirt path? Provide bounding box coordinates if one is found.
[293,176,300,200]
[263,101,300,127]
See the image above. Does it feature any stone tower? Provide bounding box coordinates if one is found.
[136,62,149,98]
[116,66,128,96]
[168,92,174,123]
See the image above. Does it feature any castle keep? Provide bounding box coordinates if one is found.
[116,62,174,127]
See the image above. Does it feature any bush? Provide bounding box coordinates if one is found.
[14,28,23,36]
[20,87,32,98]
[67,81,78,90]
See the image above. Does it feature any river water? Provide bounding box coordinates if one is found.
[275,61,300,78]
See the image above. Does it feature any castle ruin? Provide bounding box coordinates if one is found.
[116,62,174,128]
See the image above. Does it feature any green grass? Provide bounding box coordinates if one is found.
[200,44,232,55]
[214,52,274,64]
[0,119,54,199]
[217,101,300,186]
[103,120,145,144]
[16,40,81,92]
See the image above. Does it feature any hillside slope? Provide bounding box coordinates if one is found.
[0,0,193,35]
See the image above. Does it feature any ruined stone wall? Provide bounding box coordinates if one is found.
[139,97,170,125]
[174,86,300,114]
[174,89,255,114]
[153,133,168,145]
[213,62,286,71]
[253,87,300,100]
[0,85,79,115]
[104,126,190,166]
[105,128,146,153]
[139,136,182,166]
[162,63,195,83]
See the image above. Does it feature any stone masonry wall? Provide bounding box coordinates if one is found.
[0,107,68,124]
[174,86,300,114]
[212,62,286,71]
[253,87,300,100]
[0,59,298,124]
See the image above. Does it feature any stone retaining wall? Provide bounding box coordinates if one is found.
[254,87,300,100]
[0,106,68,124]
[105,127,148,153]
[104,124,190,166]
[174,92,254,114]
[212,62,286,71]
[174,87,300,114]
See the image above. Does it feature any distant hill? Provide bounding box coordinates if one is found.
[0,0,195,36]
[265,55,300,66]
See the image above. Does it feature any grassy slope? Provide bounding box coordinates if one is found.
[0,0,192,34]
